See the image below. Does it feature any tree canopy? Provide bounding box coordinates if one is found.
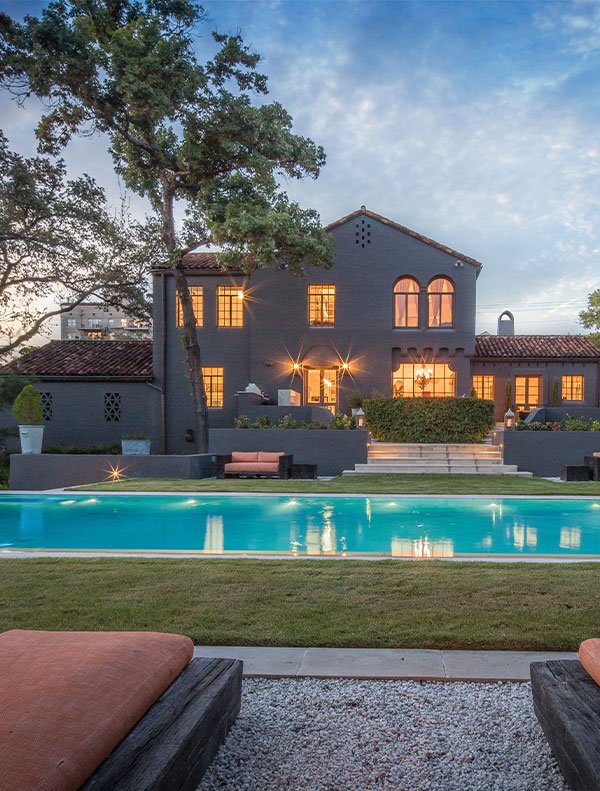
[579,289,600,348]
[0,0,334,450]
[0,134,156,357]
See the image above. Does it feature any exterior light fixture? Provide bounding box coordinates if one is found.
[104,462,127,482]
[293,362,301,371]
[341,362,350,371]
[354,407,365,428]
[504,408,515,429]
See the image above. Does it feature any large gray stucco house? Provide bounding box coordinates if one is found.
[2,207,600,452]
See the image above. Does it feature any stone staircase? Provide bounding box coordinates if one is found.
[343,441,532,476]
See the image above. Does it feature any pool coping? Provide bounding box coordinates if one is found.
[191,646,579,682]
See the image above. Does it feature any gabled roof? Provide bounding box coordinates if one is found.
[326,207,484,272]
[474,335,600,360]
[0,341,153,379]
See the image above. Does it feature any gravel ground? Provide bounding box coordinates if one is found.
[200,678,567,791]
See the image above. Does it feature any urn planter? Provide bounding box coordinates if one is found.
[121,439,151,456]
[18,425,45,455]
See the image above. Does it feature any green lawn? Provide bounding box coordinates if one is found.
[74,473,600,495]
[1,558,599,650]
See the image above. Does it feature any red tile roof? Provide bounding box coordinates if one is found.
[325,208,484,272]
[0,341,153,378]
[475,335,600,359]
[153,252,247,272]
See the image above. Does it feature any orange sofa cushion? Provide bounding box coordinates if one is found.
[593,452,600,458]
[225,462,279,473]
[231,451,259,463]
[580,638,600,686]
[0,629,193,791]
[258,452,285,463]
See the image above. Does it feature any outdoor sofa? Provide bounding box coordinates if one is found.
[215,450,293,479]
[0,629,242,791]
[531,638,600,790]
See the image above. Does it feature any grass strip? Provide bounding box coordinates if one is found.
[1,558,599,651]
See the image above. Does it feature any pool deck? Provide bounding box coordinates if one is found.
[193,646,577,682]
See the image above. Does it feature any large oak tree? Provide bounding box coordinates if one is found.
[0,133,154,357]
[579,289,600,348]
[0,0,333,451]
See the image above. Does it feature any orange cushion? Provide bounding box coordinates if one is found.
[257,452,284,463]
[225,462,279,473]
[0,629,193,791]
[593,452,600,458]
[231,451,259,462]
[580,638,600,686]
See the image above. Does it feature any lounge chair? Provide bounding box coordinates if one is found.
[531,639,600,790]
[0,629,242,790]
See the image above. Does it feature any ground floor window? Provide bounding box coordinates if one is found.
[514,375,541,411]
[392,363,455,398]
[202,367,224,408]
[561,374,584,401]
[305,367,337,412]
[472,374,494,401]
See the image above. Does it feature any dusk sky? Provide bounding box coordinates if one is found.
[2,0,600,336]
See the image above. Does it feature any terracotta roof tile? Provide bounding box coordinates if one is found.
[0,341,153,378]
[475,335,600,359]
[153,252,246,272]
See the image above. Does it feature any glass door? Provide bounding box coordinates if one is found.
[514,376,541,411]
[305,368,338,413]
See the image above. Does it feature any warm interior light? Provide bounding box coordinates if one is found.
[237,290,244,300]
[323,378,332,387]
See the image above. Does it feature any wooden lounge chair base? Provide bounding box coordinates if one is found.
[84,657,242,790]
[531,659,600,791]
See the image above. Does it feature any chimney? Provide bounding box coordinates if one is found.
[497,310,515,336]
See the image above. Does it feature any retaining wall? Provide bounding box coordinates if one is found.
[503,431,600,477]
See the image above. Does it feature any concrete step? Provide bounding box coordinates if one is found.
[366,456,504,464]
[345,463,525,475]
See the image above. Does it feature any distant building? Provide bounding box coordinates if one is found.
[60,303,152,341]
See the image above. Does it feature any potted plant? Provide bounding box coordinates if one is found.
[12,385,44,454]
[121,434,151,456]
[347,391,366,416]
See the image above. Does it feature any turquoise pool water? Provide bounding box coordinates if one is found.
[1,494,599,557]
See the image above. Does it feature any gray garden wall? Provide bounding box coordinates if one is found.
[209,429,369,476]
[503,431,600,477]
[9,453,214,491]
[525,407,600,423]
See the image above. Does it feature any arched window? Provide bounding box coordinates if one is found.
[393,277,419,328]
[427,277,454,328]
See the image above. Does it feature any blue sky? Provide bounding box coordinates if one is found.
[2,0,600,334]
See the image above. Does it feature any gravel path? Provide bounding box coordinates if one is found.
[200,678,567,790]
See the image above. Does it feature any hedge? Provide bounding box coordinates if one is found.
[364,397,495,443]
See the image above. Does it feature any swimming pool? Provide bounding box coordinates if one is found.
[1,493,599,558]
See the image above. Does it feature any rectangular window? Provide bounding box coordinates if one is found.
[67,317,76,327]
[202,367,224,408]
[176,285,204,327]
[308,285,335,326]
[88,317,101,328]
[472,375,494,401]
[514,376,541,411]
[104,392,122,422]
[217,286,244,327]
[392,363,456,398]
[562,375,584,401]
[67,333,77,340]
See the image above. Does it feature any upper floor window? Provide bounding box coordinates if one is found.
[393,277,419,328]
[562,375,584,401]
[177,285,203,327]
[217,286,244,327]
[202,366,224,408]
[472,374,494,401]
[88,317,101,328]
[427,277,454,328]
[308,285,335,325]
[67,317,76,327]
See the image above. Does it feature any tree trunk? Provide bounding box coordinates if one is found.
[161,188,209,453]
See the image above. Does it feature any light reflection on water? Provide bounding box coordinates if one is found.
[1,495,599,556]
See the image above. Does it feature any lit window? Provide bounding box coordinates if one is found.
[515,376,541,410]
[66,333,76,340]
[202,367,224,408]
[308,285,335,326]
[472,375,494,400]
[217,286,244,327]
[562,375,584,401]
[177,285,204,327]
[393,277,419,327]
[392,363,455,398]
[427,277,454,328]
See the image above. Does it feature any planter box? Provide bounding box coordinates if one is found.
[209,429,369,477]
[504,431,600,477]
[18,425,44,454]
[121,439,151,456]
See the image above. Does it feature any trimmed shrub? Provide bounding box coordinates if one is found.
[364,397,495,443]
[12,384,43,425]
